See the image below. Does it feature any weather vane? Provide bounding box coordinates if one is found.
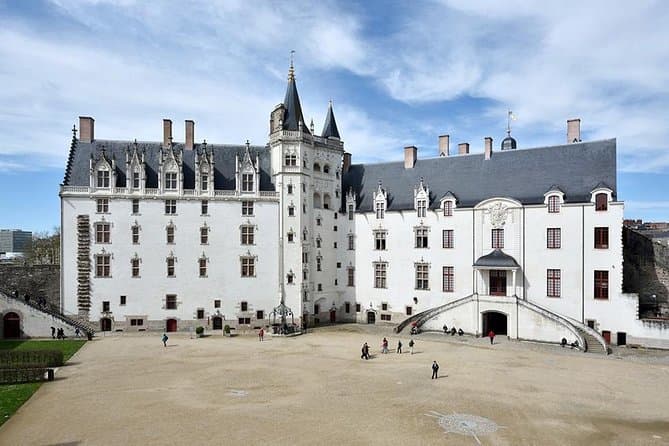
[506,110,517,136]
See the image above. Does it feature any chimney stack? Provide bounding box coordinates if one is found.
[163,119,173,147]
[79,116,94,143]
[484,137,493,160]
[404,146,417,169]
[185,120,195,150]
[438,135,450,157]
[342,152,352,173]
[458,143,469,155]
[567,118,581,143]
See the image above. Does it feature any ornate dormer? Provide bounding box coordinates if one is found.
[89,146,115,191]
[414,177,429,218]
[591,182,613,211]
[125,139,146,194]
[346,187,357,221]
[236,141,259,195]
[373,180,387,219]
[158,139,183,195]
[544,185,565,214]
[195,141,214,196]
[439,191,457,217]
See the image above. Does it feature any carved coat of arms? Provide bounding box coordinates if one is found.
[488,203,508,228]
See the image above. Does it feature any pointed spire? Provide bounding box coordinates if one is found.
[282,53,310,134]
[322,100,340,139]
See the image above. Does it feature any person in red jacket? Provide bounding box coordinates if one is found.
[488,329,495,345]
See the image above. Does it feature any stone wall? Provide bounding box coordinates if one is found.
[0,292,78,339]
[0,265,60,309]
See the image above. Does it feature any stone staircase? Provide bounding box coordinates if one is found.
[395,294,475,334]
[573,325,608,354]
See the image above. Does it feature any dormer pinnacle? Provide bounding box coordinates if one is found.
[282,55,309,134]
[322,100,340,139]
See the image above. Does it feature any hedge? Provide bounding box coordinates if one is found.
[0,350,64,367]
[0,367,50,384]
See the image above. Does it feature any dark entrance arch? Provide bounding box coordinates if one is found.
[100,317,112,332]
[482,311,507,336]
[166,318,178,332]
[367,311,376,324]
[212,316,223,330]
[330,310,336,323]
[3,312,20,339]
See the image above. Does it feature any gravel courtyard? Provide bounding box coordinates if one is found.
[1,325,668,445]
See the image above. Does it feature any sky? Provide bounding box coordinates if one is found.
[1,0,669,233]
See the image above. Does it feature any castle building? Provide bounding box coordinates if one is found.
[60,65,667,349]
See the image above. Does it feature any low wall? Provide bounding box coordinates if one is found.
[0,293,78,339]
[0,264,60,309]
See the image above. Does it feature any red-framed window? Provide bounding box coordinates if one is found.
[443,201,453,216]
[442,229,454,248]
[594,270,609,299]
[548,195,560,213]
[547,269,561,297]
[547,228,561,249]
[442,266,454,292]
[595,193,608,211]
[594,227,609,249]
[491,229,504,249]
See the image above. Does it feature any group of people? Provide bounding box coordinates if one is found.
[50,326,69,339]
[442,324,465,337]
[362,337,417,359]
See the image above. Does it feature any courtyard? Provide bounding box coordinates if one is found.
[1,325,668,445]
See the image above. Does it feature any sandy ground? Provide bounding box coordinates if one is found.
[1,325,668,446]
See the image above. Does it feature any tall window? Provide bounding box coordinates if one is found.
[241,225,254,245]
[201,174,208,191]
[415,263,429,290]
[285,153,296,166]
[347,267,355,287]
[96,170,110,188]
[288,205,295,216]
[95,254,111,277]
[200,226,209,244]
[376,202,385,219]
[242,201,254,216]
[165,172,178,190]
[131,258,140,277]
[374,262,387,289]
[96,198,109,213]
[166,257,175,277]
[132,171,140,189]
[548,195,560,213]
[547,269,561,297]
[166,294,177,310]
[594,270,608,299]
[594,227,609,249]
[131,225,139,244]
[547,228,561,249]
[443,201,453,216]
[201,200,208,215]
[165,200,177,215]
[415,227,429,248]
[442,230,454,249]
[492,229,504,249]
[132,199,139,214]
[199,258,207,277]
[287,183,293,194]
[442,266,454,292]
[417,199,427,218]
[241,301,248,311]
[316,257,322,271]
[242,173,254,192]
[95,223,110,243]
[348,204,354,220]
[595,193,608,211]
[374,231,387,250]
[348,234,355,250]
[241,257,255,277]
[166,226,175,244]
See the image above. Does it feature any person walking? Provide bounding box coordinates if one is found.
[409,338,415,355]
[396,340,402,354]
[361,342,370,360]
[50,326,56,339]
[382,337,389,354]
[488,329,495,345]
[259,327,264,342]
[75,328,81,338]
[431,361,439,379]
[162,333,169,347]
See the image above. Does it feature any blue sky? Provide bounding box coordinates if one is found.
[1,0,669,233]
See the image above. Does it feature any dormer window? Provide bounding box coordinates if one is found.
[201,174,208,191]
[548,195,560,213]
[165,172,178,190]
[132,171,140,189]
[376,202,385,219]
[97,170,110,188]
[242,173,254,192]
[595,193,607,211]
[443,201,453,217]
[417,199,427,218]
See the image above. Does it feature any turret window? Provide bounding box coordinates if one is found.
[285,153,297,166]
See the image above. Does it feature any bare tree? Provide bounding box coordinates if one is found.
[27,227,60,265]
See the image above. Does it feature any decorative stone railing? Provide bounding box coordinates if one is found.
[61,186,279,200]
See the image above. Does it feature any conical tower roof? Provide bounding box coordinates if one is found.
[282,62,309,134]
[321,101,340,139]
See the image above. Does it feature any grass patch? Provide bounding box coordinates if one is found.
[0,339,86,427]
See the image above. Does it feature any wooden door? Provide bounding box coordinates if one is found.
[367,312,376,324]
[212,317,222,330]
[3,312,20,339]
[602,330,611,344]
[489,270,507,296]
[100,317,112,332]
[166,319,178,332]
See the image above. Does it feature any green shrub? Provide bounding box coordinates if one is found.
[195,326,204,335]
[0,367,49,384]
[224,325,231,334]
[0,350,64,367]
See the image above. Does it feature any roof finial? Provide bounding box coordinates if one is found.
[506,109,516,136]
[288,50,295,81]
[72,125,77,138]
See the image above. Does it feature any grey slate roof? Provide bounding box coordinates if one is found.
[342,139,616,211]
[63,140,275,191]
[321,103,340,139]
[473,249,520,268]
[282,76,309,134]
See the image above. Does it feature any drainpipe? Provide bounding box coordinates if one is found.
[581,205,585,323]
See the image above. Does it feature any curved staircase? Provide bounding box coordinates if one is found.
[395,294,475,334]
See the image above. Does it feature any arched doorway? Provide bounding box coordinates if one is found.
[367,311,376,324]
[482,311,507,335]
[100,317,112,332]
[330,309,336,323]
[212,316,223,330]
[166,318,178,332]
[3,312,20,339]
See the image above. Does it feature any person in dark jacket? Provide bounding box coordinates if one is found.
[431,361,439,379]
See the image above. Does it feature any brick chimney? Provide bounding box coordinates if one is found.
[163,119,173,147]
[185,120,195,150]
[438,135,450,157]
[567,118,581,143]
[404,146,417,169]
[79,116,94,143]
[484,137,493,160]
[342,152,352,173]
[458,143,469,155]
